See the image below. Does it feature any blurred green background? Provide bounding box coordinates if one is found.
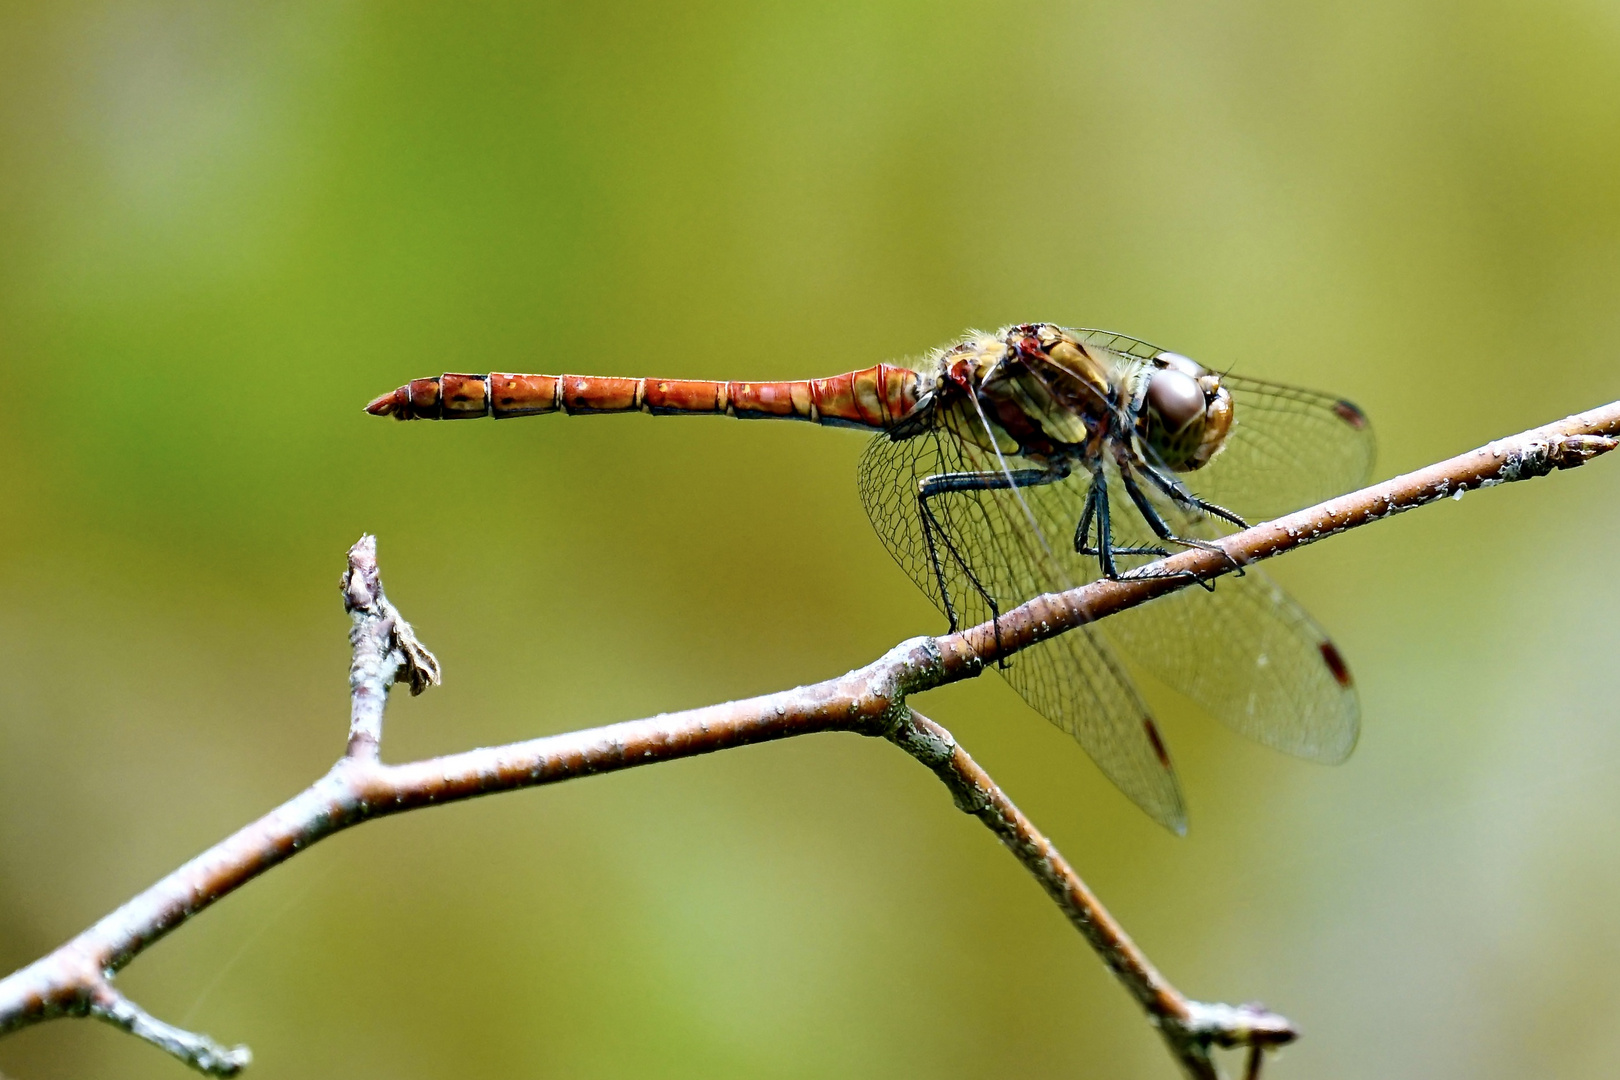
[3,2,1620,1077]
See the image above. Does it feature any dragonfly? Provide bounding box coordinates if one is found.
[366,323,1375,832]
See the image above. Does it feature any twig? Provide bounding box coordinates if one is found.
[342,533,440,759]
[888,711,1294,1077]
[88,988,252,1075]
[0,402,1615,1078]
[1245,1042,1266,1080]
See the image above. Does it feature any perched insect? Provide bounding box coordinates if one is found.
[367,324,1375,831]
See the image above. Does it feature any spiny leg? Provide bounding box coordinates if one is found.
[1073,468,1172,579]
[1072,480,1095,558]
[1087,468,1122,579]
[1123,463,1248,582]
[917,466,1067,662]
[1137,459,1247,529]
[1114,469,1222,588]
[917,488,986,632]
[918,480,1006,656]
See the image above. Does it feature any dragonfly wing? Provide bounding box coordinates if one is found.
[1193,374,1376,523]
[1088,471,1360,762]
[858,428,1187,831]
[1103,572,1360,762]
[1066,328,1377,522]
[1001,621,1188,831]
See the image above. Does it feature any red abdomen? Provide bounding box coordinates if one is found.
[365,366,921,430]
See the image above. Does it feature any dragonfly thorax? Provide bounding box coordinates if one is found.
[919,325,1117,461]
[914,327,1236,477]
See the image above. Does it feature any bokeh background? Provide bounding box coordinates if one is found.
[3,2,1620,1077]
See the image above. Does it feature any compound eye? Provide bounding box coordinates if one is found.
[1146,368,1204,432]
[1154,351,1205,379]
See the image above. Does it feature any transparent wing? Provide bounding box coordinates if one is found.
[857,428,1187,831]
[1067,328,1378,522]
[1007,625,1188,831]
[1196,375,1376,522]
[1047,468,1361,762]
[1106,566,1360,761]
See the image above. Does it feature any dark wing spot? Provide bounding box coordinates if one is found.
[1319,641,1354,688]
[1142,717,1173,770]
[1332,399,1369,430]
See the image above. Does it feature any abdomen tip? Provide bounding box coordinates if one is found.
[365,388,406,417]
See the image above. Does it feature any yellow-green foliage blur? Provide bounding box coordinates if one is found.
[3,3,1620,1078]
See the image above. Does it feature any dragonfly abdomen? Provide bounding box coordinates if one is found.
[365,366,920,430]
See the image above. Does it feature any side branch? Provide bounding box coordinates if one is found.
[1,401,1615,1077]
[88,989,251,1075]
[887,711,1294,1078]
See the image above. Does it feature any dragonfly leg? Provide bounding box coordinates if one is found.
[918,486,1002,656]
[917,493,975,631]
[1073,469,1171,579]
[1137,460,1248,530]
[1072,482,1096,556]
[917,466,1067,661]
[1093,471,1119,580]
[1123,464,1246,583]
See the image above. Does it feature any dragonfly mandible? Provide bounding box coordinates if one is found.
[366,324,1375,832]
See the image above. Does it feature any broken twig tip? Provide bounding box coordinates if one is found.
[342,535,381,613]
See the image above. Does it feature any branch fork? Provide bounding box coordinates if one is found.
[3,400,1618,1077]
[0,948,251,1075]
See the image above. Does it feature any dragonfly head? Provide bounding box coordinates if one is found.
[1138,352,1234,472]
